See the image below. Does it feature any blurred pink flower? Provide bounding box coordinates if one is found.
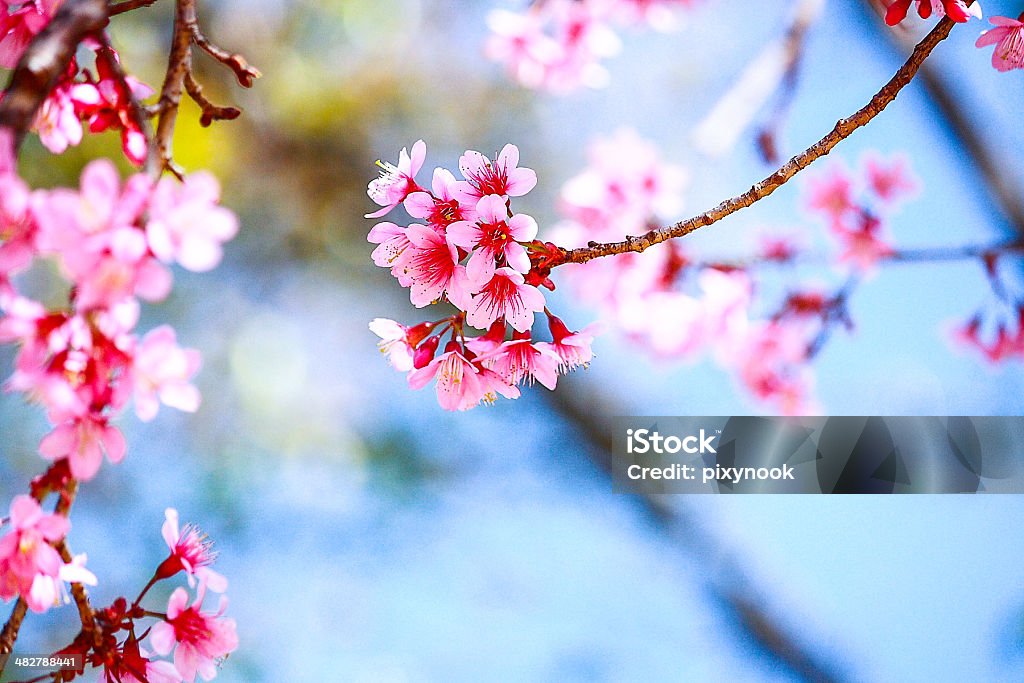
[132,325,201,422]
[38,415,126,481]
[885,0,981,25]
[0,495,69,611]
[147,172,239,272]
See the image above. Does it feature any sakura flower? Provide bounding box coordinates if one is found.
[132,326,202,422]
[38,415,127,481]
[478,333,561,390]
[447,194,538,284]
[71,51,154,166]
[976,14,1024,72]
[147,172,239,272]
[885,0,981,25]
[465,267,546,333]
[834,215,895,273]
[404,168,478,228]
[805,164,856,225]
[456,144,537,201]
[149,584,238,683]
[28,552,97,614]
[369,318,415,371]
[0,172,35,275]
[485,9,562,89]
[0,495,69,611]
[156,508,227,593]
[367,221,413,284]
[396,224,464,308]
[862,153,919,204]
[366,140,426,218]
[33,85,83,155]
[407,342,488,411]
[535,312,601,372]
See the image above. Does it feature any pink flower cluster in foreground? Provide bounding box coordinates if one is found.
[486,0,698,92]
[1,3,153,164]
[0,160,237,481]
[553,131,922,414]
[85,509,236,683]
[367,141,598,410]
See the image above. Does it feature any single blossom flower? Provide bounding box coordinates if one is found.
[447,194,538,284]
[975,14,1024,72]
[149,583,238,683]
[534,312,600,372]
[0,494,69,611]
[368,318,415,371]
[132,326,202,422]
[366,140,426,218]
[456,144,537,201]
[407,342,488,411]
[465,267,546,333]
[477,334,561,390]
[28,552,97,614]
[38,414,127,481]
[396,224,464,308]
[147,172,239,273]
[156,508,227,593]
[404,167,478,228]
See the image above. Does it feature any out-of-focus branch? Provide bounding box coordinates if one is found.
[545,389,850,683]
[151,0,259,178]
[0,0,109,147]
[559,16,961,265]
[108,0,161,16]
[859,0,1024,234]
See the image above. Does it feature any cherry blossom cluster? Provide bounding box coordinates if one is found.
[551,131,925,413]
[950,256,1024,364]
[486,0,698,92]
[1,5,151,164]
[884,0,981,25]
[23,506,237,683]
[804,153,918,274]
[366,140,598,410]
[0,160,236,481]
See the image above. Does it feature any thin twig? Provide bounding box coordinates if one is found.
[559,16,960,265]
[0,0,109,148]
[184,71,241,127]
[153,0,194,179]
[0,600,29,657]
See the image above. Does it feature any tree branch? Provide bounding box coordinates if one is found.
[108,0,161,16]
[0,0,109,148]
[559,16,960,265]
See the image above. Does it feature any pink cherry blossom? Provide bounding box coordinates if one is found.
[149,584,238,683]
[366,140,426,218]
[805,164,856,225]
[72,50,154,166]
[447,194,538,284]
[834,215,895,273]
[33,85,83,155]
[38,415,127,481]
[465,267,546,333]
[407,342,488,411]
[396,224,463,307]
[369,318,415,371]
[456,144,537,201]
[535,312,600,372]
[147,172,239,272]
[404,168,478,228]
[367,221,414,284]
[862,153,919,204]
[132,326,202,422]
[0,495,69,610]
[156,508,227,593]
[477,334,561,390]
[28,551,97,614]
[976,14,1024,72]
[0,172,35,275]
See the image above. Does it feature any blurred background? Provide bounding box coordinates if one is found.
[4,0,1024,680]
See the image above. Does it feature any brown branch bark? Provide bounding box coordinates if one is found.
[0,0,109,148]
[108,0,161,16]
[559,16,960,266]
